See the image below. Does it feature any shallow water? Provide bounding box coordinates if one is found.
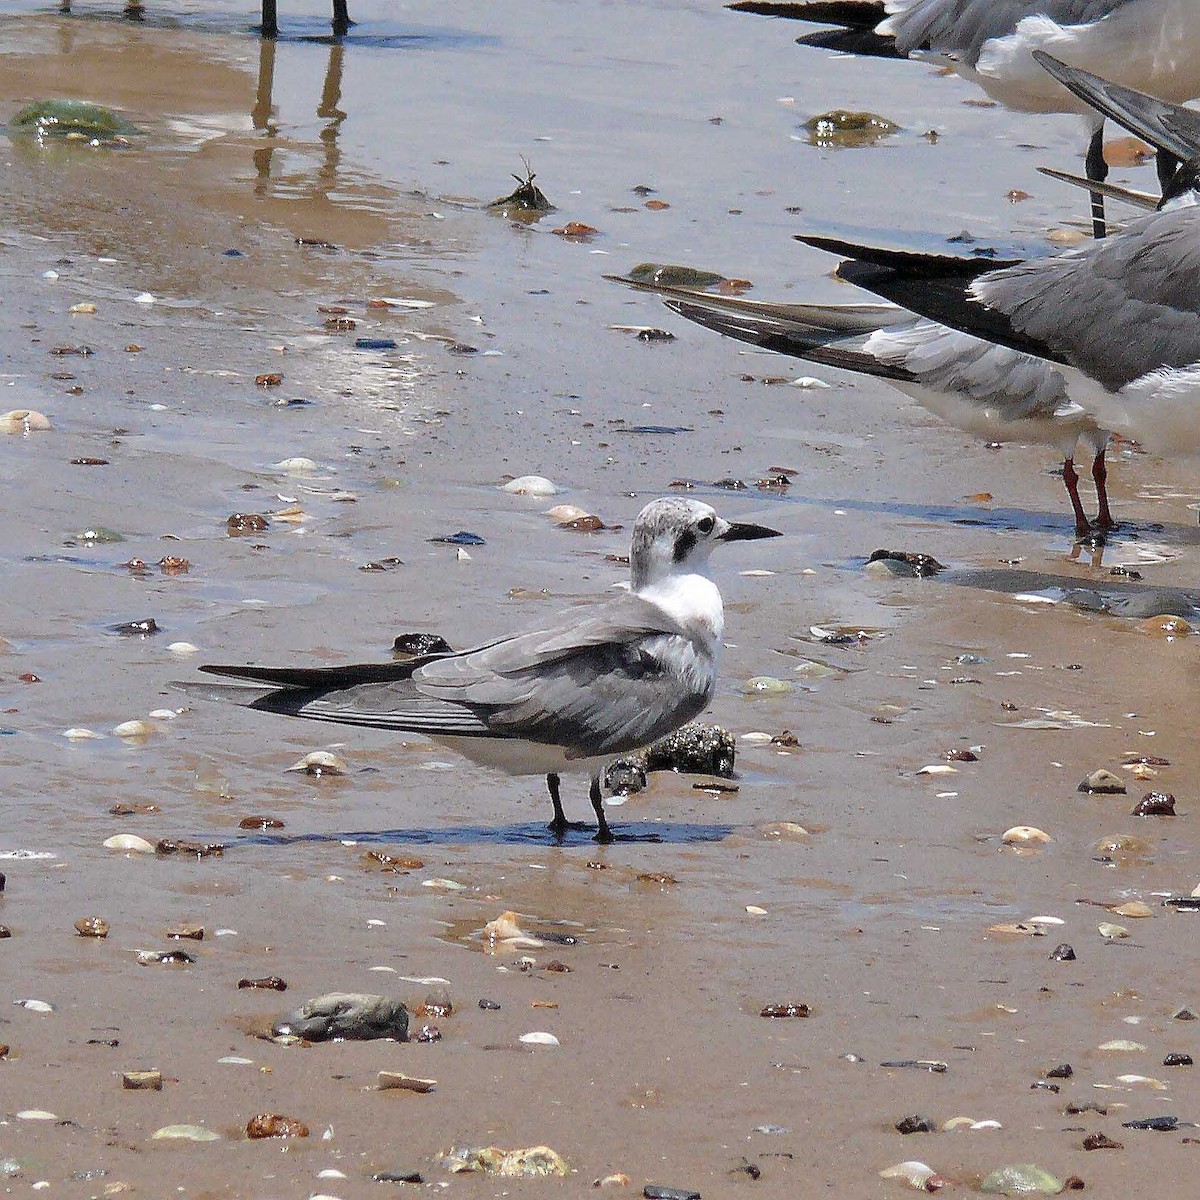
[1,3,1199,1197]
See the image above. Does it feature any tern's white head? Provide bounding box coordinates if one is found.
[629,497,781,592]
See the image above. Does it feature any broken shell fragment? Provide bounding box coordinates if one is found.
[0,409,52,434]
[286,751,347,776]
[1098,922,1130,939]
[879,1161,945,1191]
[980,1164,1065,1195]
[438,1144,569,1178]
[1002,826,1052,846]
[152,1124,221,1142]
[519,1031,560,1046]
[246,1114,309,1139]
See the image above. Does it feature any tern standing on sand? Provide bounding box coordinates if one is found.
[196,498,781,842]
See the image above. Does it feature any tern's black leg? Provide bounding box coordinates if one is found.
[260,0,278,37]
[1061,457,1092,539]
[590,777,613,844]
[1091,446,1116,531]
[545,772,589,837]
[1085,125,1109,239]
[331,0,352,36]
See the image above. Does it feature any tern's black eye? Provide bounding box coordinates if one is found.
[696,515,715,535]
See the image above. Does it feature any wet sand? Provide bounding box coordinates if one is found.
[2,4,1200,1197]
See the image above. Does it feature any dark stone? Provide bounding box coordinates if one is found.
[272,993,409,1042]
[110,618,159,637]
[1083,1132,1123,1150]
[393,633,453,657]
[1164,1053,1194,1067]
[866,548,946,577]
[1132,792,1176,816]
[373,1171,425,1184]
[895,1114,936,1134]
[478,998,501,1011]
[427,531,485,546]
[1122,1115,1180,1131]
[645,1187,701,1200]
[1046,1063,1073,1079]
[1050,943,1076,961]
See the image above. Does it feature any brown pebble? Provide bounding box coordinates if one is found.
[158,556,190,574]
[238,976,288,991]
[0,1043,9,1057]
[771,730,800,747]
[167,925,204,941]
[74,916,110,938]
[361,850,424,871]
[946,748,979,762]
[760,1003,811,1018]
[414,1025,441,1043]
[636,872,677,886]
[226,513,269,535]
[122,1069,163,1091]
[377,1071,436,1093]
[254,373,283,388]
[109,802,160,816]
[245,1114,309,1139]
[0,926,10,939]
[240,815,285,830]
[544,960,572,973]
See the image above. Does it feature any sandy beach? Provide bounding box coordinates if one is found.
[2,3,1200,1197]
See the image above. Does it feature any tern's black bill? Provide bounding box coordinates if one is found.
[720,521,782,542]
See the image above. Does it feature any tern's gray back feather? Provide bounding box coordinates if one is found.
[236,590,717,758]
[973,206,1200,390]
[882,0,1130,62]
[862,320,1075,420]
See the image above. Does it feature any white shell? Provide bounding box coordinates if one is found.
[1002,825,1052,845]
[519,1031,560,1046]
[501,475,560,496]
[103,834,156,853]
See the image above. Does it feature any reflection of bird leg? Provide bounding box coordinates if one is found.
[253,36,276,130]
[252,37,277,189]
[316,42,346,192]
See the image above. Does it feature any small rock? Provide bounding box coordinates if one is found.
[122,1070,162,1090]
[393,633,453,657]
[272,993,409,1042]
[1002,825,1052,846]
[1079,769,1126,794]
[238,976,288,991]
[285,751,347,776]
[980,1163,1065,1195]
[644,1187,702,1200]
[74,916,109,938]
[378,1071,436,1093]
[1050,943,1076,961]
[759,1003,811,1018]
[1082,1132,1122,1150]
[895,1114,937,1134]
[1163,1053,1193,1066]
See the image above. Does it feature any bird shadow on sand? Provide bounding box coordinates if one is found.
[233,819,736,850]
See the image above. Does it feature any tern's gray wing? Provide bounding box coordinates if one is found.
[1033,51,1200,161]
[652,291,1074,425]
[972,207,1200,390]
[409,592,715,756]
[200,592,715,758]
[880,0,1129,62]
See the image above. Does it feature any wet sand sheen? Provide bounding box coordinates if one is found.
[0,5,1199,1198]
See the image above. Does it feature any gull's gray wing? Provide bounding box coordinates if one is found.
[973,206,1200,389]
[880,0,1130,62]
[199,592,715,757]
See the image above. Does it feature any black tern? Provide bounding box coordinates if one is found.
[730,0,1200,237]
[196,498,781,842]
